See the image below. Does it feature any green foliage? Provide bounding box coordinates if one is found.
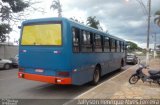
[157,45,160,49]
[70,16,103,30]
[0,0,29,42]
[70,17,79,22]
[127,41,146,54]
[2,0,29,13]
[0,24,12,42]
[127,41,138,51]
[87,16,100,29]
[50,0,62,17]
[156,50,160,58]
[70,17,84,24]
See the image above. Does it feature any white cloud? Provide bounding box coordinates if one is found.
[128,20,144,28]
[8,0,160,48]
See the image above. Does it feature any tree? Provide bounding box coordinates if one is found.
[86,16,100,29]
[154,10,160,27]
[0,24,12,42]
[0,0,29,42]
[0,0,45,43]
[50,0,62,17]
[127,41,139,52]
[70,17,80,23]
[157,45,160,49]
[70,17,84,24]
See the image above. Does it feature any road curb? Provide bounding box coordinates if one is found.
[63,65,137,105]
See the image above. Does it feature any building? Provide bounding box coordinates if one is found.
[0,43,18,59]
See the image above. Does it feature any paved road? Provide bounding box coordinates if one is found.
[0,65,132,104]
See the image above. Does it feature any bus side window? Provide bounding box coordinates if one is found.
[124,43,126,51]
[121,42,124,52]
[119,41,121,52]
[115,40,117,52]
[109,38,111,52]
[94,34,102,52]
[81,31,92,52]
[72,28,80,52]
[90,32,94,52]
[117,40,120,52]
[104,36,110,52]
[111,39,116,52]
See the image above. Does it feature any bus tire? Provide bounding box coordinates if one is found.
[91,66,100,85]
[118,59,124,71]
[121,59,124,67]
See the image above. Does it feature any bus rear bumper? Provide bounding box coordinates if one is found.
[18,72,72,85]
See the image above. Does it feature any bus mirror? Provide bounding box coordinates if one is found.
[18,26,21,29]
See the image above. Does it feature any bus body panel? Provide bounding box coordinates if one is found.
[70,53,125,85]
[19,18,72,77]
[68,21,126,85]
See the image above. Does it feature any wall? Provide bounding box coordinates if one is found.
[0,45,18,59]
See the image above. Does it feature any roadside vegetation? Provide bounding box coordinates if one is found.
[127,41,146,55]
[0,0,29,42]
[157,50,160,58]
[0,0,45,43]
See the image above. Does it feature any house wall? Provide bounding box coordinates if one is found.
[0,45,18,59]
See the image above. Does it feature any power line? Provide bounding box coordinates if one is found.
[135,0,148,18]
[139,0,148,15]
[136,0,157,37]
[140,0,158,34]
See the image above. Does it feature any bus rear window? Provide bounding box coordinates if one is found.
[21,23,62,45]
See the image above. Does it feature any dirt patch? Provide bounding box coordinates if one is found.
[149,59,160,69]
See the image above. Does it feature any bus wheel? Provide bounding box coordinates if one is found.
[91,66,100,85]
[121,59,124,67]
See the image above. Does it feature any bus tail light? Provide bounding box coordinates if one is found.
[57,72,70,77]
[56,79,62,83]
[19,68,24,72]
[18,72,24,78]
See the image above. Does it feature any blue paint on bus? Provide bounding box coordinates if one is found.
[19,17,127,85]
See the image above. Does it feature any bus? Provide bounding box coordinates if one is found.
[18,17,127,85]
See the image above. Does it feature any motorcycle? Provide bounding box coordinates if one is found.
[129,64,160,85]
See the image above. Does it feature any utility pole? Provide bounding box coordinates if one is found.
[154,33,157,59]
[146,0,151,65]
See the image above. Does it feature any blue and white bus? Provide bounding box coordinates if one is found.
[18,17,127,85]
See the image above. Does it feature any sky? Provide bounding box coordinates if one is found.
[9,0,160,49]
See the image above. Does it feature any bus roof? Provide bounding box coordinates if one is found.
[22,17,126,42]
